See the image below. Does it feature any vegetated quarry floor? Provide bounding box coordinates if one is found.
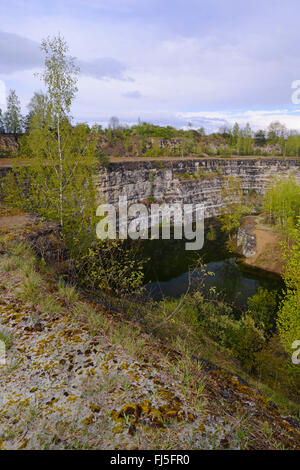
[0,211,299,450]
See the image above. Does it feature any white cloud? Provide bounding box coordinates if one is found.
[79,57,133,81]
[1,1,300,130]
[0,31,41,74]
[178,110,300,132]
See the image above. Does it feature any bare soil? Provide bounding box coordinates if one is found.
[244,228,284,275]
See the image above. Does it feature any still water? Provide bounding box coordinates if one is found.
[138,220,283,310]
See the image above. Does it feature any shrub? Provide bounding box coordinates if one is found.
[57,279,79,305]
[277,221,300,353]
[228,315,266,372]
[74,240,144,303]
[247,288,278,336]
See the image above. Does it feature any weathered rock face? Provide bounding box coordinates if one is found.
[0,134,19,156]
[237,219,257,257]
[97,158,300,218]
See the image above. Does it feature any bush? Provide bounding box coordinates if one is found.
[74,240,144,304]
[277,222,300,353]
[229,315,265,372]
[247,288,278,336]
[191,292,265,370]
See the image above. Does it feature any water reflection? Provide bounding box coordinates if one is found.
[138,220,282,309]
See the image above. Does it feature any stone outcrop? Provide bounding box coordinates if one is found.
[237,218,257,257]
[97,158,300,218]
[0,134,20,156]
[1,157,300,219]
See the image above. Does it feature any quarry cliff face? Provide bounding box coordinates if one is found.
[1,157,300,218]
[97,158,300,218]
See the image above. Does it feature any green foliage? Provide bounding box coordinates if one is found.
[73,240,144,307]
[218,176,252,247]
[206,224,217,241]
[0,108,5,133]
[39,294,62,316]
[95,148,110,167]
[57,279,79,305]
[267,121,287,143]
[191,292,265,371]
[247,288,278,336]
[0,328,14,350]
[285,134,300,157]
[3,89,23,134]
[2,35,98,255]
[228,315,266,371]
[254,130,266,146]
[263,175,300,232]
[132,122,178,139]
[24,91,49,135]
[277,221,300,353]
[1,36,146,305]
[17,270,43,303]
[72,302,105,336]
[3,124,98,253]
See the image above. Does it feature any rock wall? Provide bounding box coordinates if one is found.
[0,133,20,156]
[237,218,257,257]
[97,158,300,218]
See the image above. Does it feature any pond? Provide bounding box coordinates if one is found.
[138,219,283,311]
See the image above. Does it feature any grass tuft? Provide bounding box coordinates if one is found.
[0,327,14,350]
[57,279,79,305]
[73,302,105,336]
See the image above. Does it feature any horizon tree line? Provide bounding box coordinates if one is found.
[1,88,300,157]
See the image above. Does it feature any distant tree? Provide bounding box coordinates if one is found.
[263,175,300,232]
[23,112,34,134]
[92,124,103,134]
[3,89,23,133]
[286,133,300,157]
[219,125,231,138]
[108,116,120,130]
[26,91,49,132]
[0,108,5,133]
[242,123,253,155]
[231,122,240,145]
[197,127,205,136]
[267,121,287,142]
[244,122,252,136]
[254,130,266,146]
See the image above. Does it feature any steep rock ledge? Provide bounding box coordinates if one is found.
[97,158,300,218]
[237,219,257,258]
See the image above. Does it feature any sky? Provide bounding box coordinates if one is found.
[1,0,300,132]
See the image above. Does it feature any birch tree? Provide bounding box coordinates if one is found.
[3,35,98,252]
[40,35,79,228]
[3,89,23,133]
